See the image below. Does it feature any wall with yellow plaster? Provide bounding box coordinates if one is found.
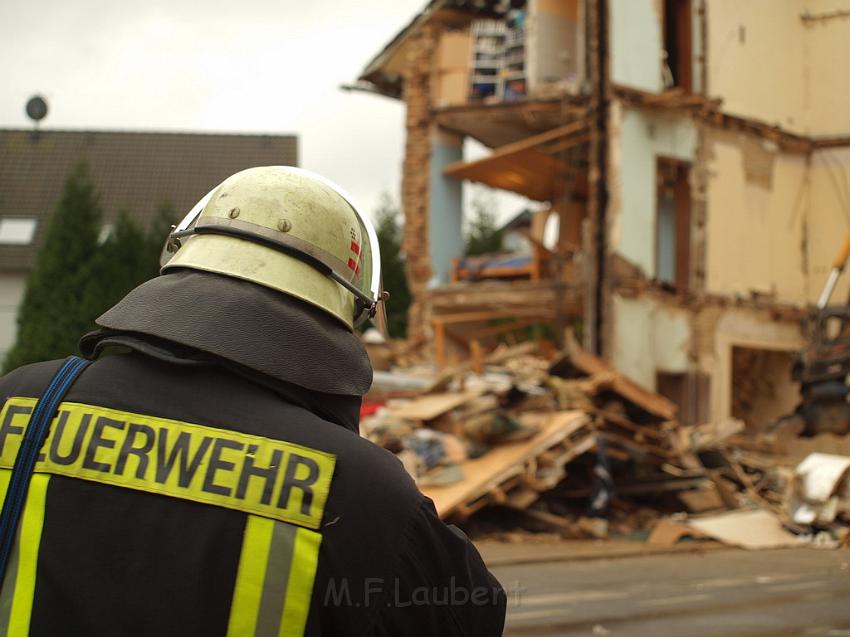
[701,308,805,424]
[707,0,850,135]
[807,147,850,300]
[705,133,850,304]
[704,132,809,302]
[803,1,850,136]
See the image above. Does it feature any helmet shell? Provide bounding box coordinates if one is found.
[163,167,367,328]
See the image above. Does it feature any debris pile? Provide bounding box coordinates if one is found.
[363,336,850,549]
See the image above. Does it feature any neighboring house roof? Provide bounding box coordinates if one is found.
[0,128,297,272]
[498,208,532,233]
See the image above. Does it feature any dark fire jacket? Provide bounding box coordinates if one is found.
[0,273,506,636]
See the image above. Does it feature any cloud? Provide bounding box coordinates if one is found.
[0,0,423,215]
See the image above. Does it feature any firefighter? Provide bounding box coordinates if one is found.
[0,167,506,636]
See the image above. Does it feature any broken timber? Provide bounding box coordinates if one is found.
[553,335,679,421]
[419,411,594,520]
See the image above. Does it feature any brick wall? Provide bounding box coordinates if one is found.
[401,23,439,344]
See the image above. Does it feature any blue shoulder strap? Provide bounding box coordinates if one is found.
[0,355,91,581]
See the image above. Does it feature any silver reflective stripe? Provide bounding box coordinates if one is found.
[255,522,296,636]
[226,516,321,637]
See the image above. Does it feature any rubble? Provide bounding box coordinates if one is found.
[362,336,850,550]
[789,453,850,526]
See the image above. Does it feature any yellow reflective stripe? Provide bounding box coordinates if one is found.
[0,469,11,511]
[7,474,49,636]
[278,528,321,637]
[228,515,275,637]
[227,519,321,637]
[0,469,16,631]
[0,398,336,529]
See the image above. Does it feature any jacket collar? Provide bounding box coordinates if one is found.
[82,270,371,432]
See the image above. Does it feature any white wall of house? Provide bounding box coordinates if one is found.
[611,293,691,391]
[610,0,703,94]
[0,273,26,367]
[609,105,698,279]
[610,0,664,93]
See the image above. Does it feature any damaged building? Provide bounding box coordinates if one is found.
[355,0,850,431]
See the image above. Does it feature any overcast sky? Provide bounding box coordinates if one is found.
[0,0,431,218]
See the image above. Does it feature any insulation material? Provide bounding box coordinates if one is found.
[789,453,850,526]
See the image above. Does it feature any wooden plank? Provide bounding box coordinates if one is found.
[434,308,551,324]
[435,319,446,369]
[390,390,483,421]
[454,265,536,280]
[443,121,588,177]
[720,451,783,517]
[442,122,589,202]
[605,432,673,461]
[506,487,542,510]
[591,408,667,440]
[429,279,584,319]
[462,318,538,340]
[516,507,577,532]
[424,341,542,393]
[469,339,483,374]
[539,133,591,155]
[559,335,678,420]
[678,487,726,513]
[420,411,590,518]
[648,518,707,546]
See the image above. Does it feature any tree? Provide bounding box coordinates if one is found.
[464,195,503,257]
[4,165,178,373]
[145,199,179,277]
[374,193,411,339]
[4,162,103,371]
[77,199,177,348]
[80,211,152,320]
